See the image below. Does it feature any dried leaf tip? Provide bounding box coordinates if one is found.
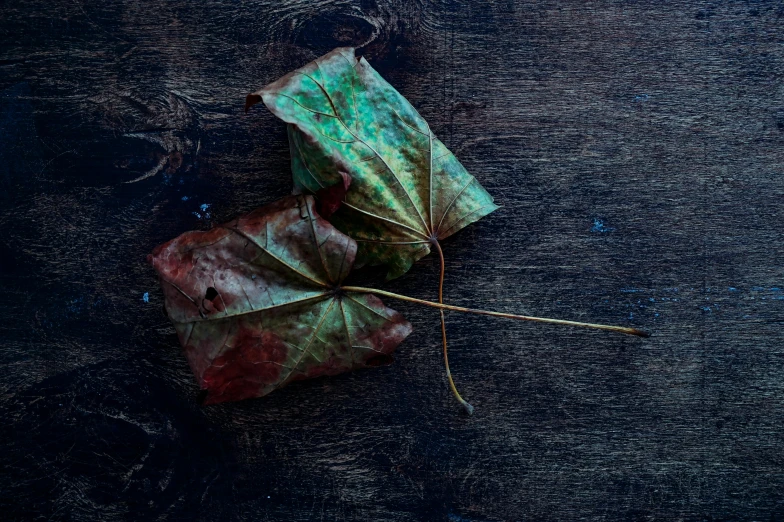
[245,94,262,113]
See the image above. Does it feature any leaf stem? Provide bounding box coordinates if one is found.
[341,286,650,338]
[432,240,473,415]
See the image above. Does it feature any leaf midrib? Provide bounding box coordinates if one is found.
[289,63,433,236]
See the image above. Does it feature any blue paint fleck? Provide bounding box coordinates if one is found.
[701,306,712,312]
[654,313,660,317]
[728,287,737,292]
[192,203,211,219]
[143,292,149,303]
[634,93,650,102]
[591,218,615,233]
[182,196,189,201]
[65,297,84,314]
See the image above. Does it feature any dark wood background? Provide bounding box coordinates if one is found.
[2,1,783,520]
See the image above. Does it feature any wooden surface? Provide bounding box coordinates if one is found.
[2,1,783,520]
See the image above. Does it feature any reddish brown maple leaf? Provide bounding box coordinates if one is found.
[149,195,411,404]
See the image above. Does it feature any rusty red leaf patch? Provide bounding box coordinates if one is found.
[150,195,412,404]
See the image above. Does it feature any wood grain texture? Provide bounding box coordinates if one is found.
[1,1,783,520]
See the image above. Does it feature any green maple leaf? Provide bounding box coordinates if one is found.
[247,47,498,280]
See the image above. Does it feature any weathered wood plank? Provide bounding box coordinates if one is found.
[1,1,783,520]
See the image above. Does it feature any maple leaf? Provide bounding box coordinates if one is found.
[149,195,646,406]
[246,47,498,280]
[149,195,412,404]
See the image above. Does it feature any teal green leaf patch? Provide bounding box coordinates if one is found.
[248,47,498,279]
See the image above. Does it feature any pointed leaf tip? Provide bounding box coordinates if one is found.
[245,93,262,113]
[316,171,352,218]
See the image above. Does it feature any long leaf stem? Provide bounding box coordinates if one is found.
[432,240,474,415]
[341,286,650,338]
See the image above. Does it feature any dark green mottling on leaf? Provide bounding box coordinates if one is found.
[247,47,498,279]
